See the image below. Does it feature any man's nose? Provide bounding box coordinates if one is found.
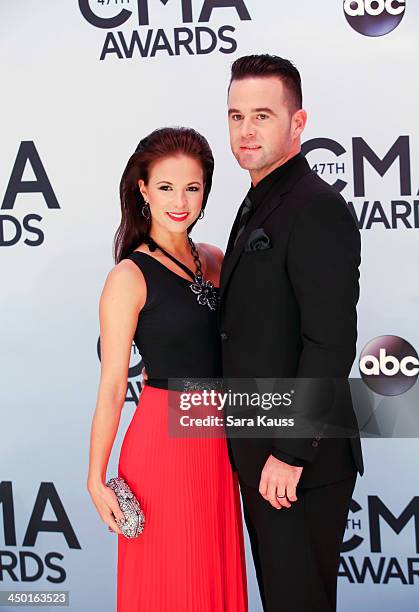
[240,118,255,139]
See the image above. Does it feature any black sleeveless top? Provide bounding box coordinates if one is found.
[126,252,222,388]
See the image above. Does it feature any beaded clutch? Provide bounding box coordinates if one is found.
[106,476,145,538]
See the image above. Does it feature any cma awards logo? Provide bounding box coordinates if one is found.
[340,495,419,584]
[97,337,144,403]
[359,335,419,396]
[343,0,406,36]
[1,142,60,247]
[302,136,419,230]
[78,0,252,61]
[0,481,80,583]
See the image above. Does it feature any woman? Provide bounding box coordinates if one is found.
[87,127,248,611]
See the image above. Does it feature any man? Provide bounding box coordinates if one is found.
[219,54,364,611]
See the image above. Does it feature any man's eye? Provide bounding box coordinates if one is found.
[257,114,268,120]
[231,114,242,121]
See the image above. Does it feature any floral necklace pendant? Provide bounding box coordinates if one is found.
[190,275,219,311]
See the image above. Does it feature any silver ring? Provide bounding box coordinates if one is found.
[276,494,286,499]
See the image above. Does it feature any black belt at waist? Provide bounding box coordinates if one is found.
[146,378,169,390]
[145,378,223,391]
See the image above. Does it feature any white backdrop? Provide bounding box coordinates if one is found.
[1,1,418,610]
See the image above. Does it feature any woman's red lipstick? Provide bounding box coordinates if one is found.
[166,212,189,222]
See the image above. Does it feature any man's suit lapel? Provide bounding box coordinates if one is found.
[219,196,282,302]
[219,156,312,304]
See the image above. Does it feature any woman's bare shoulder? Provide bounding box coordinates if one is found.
[107,257,146,284]
[100,257,146,311]
[197,242,224,265]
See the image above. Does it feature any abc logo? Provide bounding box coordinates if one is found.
[359,335,419,396]
[343,0,406,36]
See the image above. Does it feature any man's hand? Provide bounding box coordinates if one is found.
[259,454,303,509]
[141,366,148,389]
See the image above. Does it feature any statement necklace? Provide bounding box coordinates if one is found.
[144,236,219,311]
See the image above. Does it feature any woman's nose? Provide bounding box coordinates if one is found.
[172,190,188,209]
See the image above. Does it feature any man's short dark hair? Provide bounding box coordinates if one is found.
[229,54,303,112]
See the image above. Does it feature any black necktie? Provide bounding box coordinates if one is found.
[233,195,254,247]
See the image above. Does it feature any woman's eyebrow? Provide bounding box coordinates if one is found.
[156,180,202,185]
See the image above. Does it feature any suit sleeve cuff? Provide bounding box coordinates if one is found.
[270,448,306,467]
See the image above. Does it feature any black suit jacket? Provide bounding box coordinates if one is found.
[219,155,364,489]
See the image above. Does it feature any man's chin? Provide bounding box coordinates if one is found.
[236,156,264,171]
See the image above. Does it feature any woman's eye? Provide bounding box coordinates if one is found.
[158,185,199,192]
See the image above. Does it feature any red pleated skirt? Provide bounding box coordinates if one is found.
[117,385,248,611]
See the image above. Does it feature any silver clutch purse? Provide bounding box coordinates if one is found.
[106,476,145,538]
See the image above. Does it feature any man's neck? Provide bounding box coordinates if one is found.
[250,147,301,187]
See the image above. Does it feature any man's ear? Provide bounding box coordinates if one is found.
[292,109,307,140]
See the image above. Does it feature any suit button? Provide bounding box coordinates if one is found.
[315,436,321,441]
[220,331,228,341]
[311,440,319,448]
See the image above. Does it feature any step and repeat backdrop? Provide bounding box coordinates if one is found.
[1,1,418,610]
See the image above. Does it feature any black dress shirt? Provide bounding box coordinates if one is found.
[246,152,302,215]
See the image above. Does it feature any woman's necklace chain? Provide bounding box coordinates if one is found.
[145,235,219,311]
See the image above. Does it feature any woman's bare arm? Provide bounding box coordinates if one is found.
[87,259,146,532]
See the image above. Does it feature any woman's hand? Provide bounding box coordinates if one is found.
[87,480,126,535]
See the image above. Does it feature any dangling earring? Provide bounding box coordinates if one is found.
[141,201,150,221]
[198,209,205,220]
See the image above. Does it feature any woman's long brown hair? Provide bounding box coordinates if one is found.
[113,127,214,264]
